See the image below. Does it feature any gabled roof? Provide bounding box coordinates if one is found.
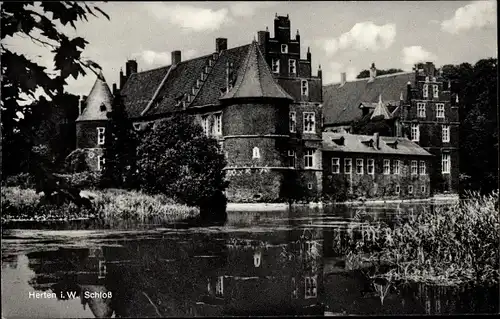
[76,72,113,122]
[322,72,414,126]
[370,95,392,120]
[322,132,432,157]
[220,41,293,101]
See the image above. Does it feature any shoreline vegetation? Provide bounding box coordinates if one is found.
[343,191,499,287]
[1,186,199,226]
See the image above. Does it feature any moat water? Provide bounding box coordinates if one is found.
[2,203,498,317]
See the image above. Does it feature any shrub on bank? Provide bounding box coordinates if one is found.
[345,191,499,286]
[1,187,199,224]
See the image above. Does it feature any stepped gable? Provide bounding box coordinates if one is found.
[77,72,113,121]
[220,41,293,101]
[322,72,414,125]
[370,94,392,120]
[190,44,250,107]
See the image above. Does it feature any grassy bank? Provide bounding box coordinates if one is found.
[1,186,199,226]
[345,191,499,286]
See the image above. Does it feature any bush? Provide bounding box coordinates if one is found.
[345,191,499,286]
[2,173,36,189]
[65,149,89,173]
[136,114,227,218]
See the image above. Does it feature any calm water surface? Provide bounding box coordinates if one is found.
[2,203,498,317]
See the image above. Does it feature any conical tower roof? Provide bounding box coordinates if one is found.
[76,71,113,121]
[220,40,293,101]
[371,94,392,120]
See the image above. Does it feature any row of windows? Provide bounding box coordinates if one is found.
[331,158,427,175]
[416,102,445,119]
[289,111,315,133]
[423,84,439,99]
[410,124,450,143]
[393,184,427,194]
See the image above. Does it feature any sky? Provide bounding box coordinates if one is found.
[4,1,498,98]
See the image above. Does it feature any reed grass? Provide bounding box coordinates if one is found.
[1,186,199,225]
[345,191,499,286]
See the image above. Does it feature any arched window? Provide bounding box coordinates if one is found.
[252,147,260,159]
[253,251,261,267]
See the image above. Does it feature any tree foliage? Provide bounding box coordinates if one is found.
[101,92,139,189]
[136,114,228,217]
[356,68,404,79]
[441,58,498,194]
[1,2,108,200]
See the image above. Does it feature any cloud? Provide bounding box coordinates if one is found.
[402,46,437,66]
[146,3,230,32]
[184,49,199,60]
[319,21,396,56]
[323,62,358,84]
[229,2,277,18]
[441,0,497,34]
[134,50,172,66]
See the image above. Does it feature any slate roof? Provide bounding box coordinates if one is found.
[220,41,293,101]
[322,132,432,157]
[76,72,113,122]
[322,72,415,126]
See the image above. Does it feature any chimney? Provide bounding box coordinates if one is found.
[171,50,181,65]
[374,132,380,149]
[406,81,412,102]
[318,64,322,79]
[112,83,117,95]
[216,38,227,53]
[368,63,377,82]
[425,61,436,76]
[125,60,138,79]
[257,30,267,45]
[296,29,300,42]
[340,72,347,86]
[78,95,85,115]
[119,68,125,89]
[307,46,311,62]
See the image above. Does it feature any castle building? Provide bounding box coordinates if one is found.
[75,14,433,202]
[322,62,459,195]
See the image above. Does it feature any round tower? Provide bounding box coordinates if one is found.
[220,41,294,202]
[75,72,113,171]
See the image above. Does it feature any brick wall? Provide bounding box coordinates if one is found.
[322,152,431,201]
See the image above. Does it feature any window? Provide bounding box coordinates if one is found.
[201,115,210,136]
[344,158,352,174]
[97,155,105,171]
[411,160,418,175]
[419,161,426,175]
[97,127,105,145]
[291,277,298,299]
[289,111,296,132]
[367,159,375,175]
[304,149,314,168]
[281,44,288,53]
[442,153,450,174]
[252,147,260,159]
[307,183,313,190]
[411,124,420,142]
[421,185,426,193]
[417,103,426,118]
[442,125,450,142]
[383,159,390,175]
[433,84,439,98]
[216,276,224,297]
[253,251,261,268]
[98,260,106,279]
[303,112,315,133]
[304,276,317,299]
[301,80,309,96]
[218,142,224,154]
[395,184,400,194]
[100,104,106,112]
[393,160,401,175]
[288,150,296,168]
[214,113,222,135]
[423,84,429,98]
[332,158,340,174]
[272,58,280,74]
[356,159,364,174]
[408,185,414,194]
[289,59,296,75]
[436,103,445,119]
